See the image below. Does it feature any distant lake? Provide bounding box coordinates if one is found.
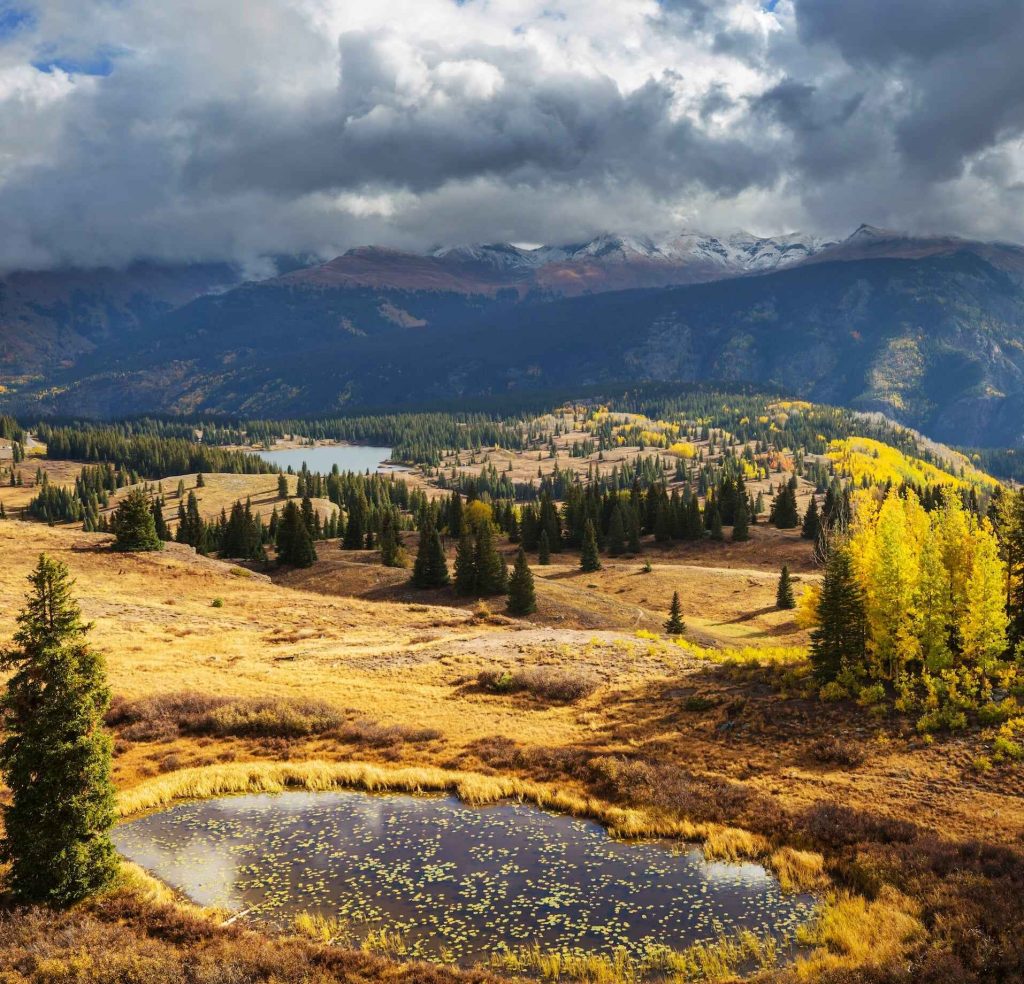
[251,445,395,474]
[112,790,815,967]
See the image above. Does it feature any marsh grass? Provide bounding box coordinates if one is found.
[488,928,780,983]
[794,888,925,977]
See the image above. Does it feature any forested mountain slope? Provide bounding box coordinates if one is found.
[14,251,1023,447]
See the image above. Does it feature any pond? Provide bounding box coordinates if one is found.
[112,791,815,966]
[250,445,396,474]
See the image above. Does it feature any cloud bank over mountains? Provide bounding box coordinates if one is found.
[2,0,1024,271]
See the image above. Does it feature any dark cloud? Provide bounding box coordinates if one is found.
[2,0,1024,271]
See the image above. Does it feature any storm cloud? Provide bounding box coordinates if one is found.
[2,0,1024,271]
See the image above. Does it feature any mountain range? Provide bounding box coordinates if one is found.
[4,224,1024,447]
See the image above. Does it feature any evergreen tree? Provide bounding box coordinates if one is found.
[709,506,724,541]
[379,511,403,568]
[196,472,205,488]
[580,520,602,572]
[276,500,317,567]
[607,504,626,556]
[474,524,508,595]
[627,508,642,553]
[731,496,750,542]
[277,473,289,498]
[455,531,478,595]
[810,544,866,683]
[770,481,800,529]
[151,498,171,541]
[801,496,821,541]
[411,525,449,588]
[0,555,118,904]
[538,529,551,566]
[111,488,162,552]
[664,591,685,635]
[506,547,537,616]
[776,564,796,609]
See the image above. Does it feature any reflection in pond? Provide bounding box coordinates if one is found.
[113,791,815,965]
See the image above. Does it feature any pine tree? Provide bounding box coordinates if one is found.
[0,555,118,904]
[507,547,537,616]
[276,500,317,567]
[810,544,866,683]
[196,472,205,488]
[411,525,449,588]
[776,564,796,609]
[664,591,685,635]
[580,520,601,572]
[111,488,162,552]
[731,495,750,542]
[538,529,551,566]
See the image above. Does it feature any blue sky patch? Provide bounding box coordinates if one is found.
[32,45,121,77]
[0,4,34,40]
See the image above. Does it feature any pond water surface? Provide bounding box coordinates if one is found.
[113,791,815,965]
[251,445,395,474]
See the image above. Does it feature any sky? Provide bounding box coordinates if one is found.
[2,0,1024,272]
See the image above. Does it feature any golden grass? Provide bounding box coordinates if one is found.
[768,847,827,893]
[794,887,926,977]
[487,928,780,983]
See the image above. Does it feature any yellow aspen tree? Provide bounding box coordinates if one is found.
[960,521,1009,670]
[865,490,923,681]
[917,525,953,672]
[934,497,975,636]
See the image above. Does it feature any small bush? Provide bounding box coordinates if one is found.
[993,717,1024,761]
[211,597,224,608]
[811,737,866,768]
[476,666,598,702]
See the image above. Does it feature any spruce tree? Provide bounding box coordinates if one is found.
[112,488,162,552]
[538,529,551,566]
[506,547,537,616]
[810,544,866,683]
[474,524,508,595]
[731,496,750,542]
[709,506,724,542]
[664,591,685,635]
[0,555,118,904]
[627,508,642,553]
[151,498,171,541]
[379,511,402,568]
[607,505,626,556]
[277,473,289,499]
[276,500,317,567]
[580,520,602,572]
[455,530,478,594]
[801,497,821,541]
[770,481,800,529]
[776,564,796,609]
[411,525,449,588]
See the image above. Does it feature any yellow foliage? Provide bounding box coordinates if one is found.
[796,888,925,976]
[827,436,998,491]
[666,441,697,459]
